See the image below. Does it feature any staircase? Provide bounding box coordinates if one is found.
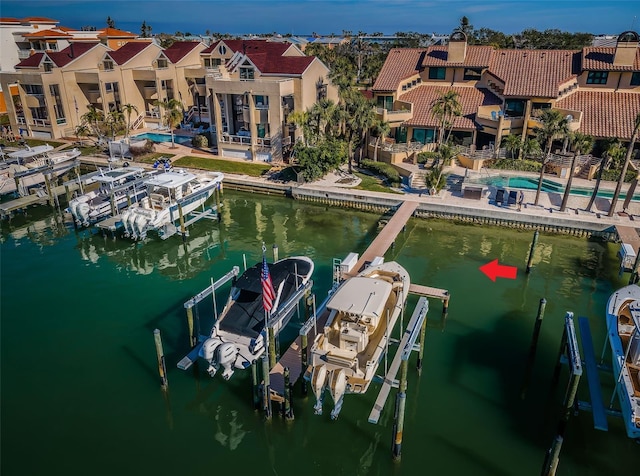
[131,113,144,131]
[410,170,427,189]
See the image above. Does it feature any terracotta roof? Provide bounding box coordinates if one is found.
[57,26,75,32]
[556,90,640,140]
[399,85,502,129]
[163,41,201,63]
[46,42,100,67]
[97,28,137,39]
[22,17,58,23]
[249,53,314,75]
[23,29,72,38]
[421,45,494,67]
[108,41,152,65]
[488,49,578,98]
[0,18,21,24]
[360,90,373,100]
[582,47,640,71]
[16,53,44,68]
[205,39,290,56]
[372,48,425,91]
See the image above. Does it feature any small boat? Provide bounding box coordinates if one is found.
[606,284,640,439]
[309,261,410,419]
[200,256,315,380]
[120,169,224,240]
[68,166,151,227]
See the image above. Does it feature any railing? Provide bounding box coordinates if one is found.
[16,117,26,125]
[218,134,282,148]
[132,113,144,130]
[30,118,51,127]
[146,110,160,119]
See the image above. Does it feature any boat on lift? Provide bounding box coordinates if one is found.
[68,166,151,227]
[199,256,315,380]
[120,169,223,240]
[606,284,640,439]
[309,260,409,419]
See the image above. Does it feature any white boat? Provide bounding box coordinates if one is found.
[606,284,640,439]
[120,169,224,240]
[68,166,150,227]
[200,256,315,380]
[1,145,80,196]
[309,261,410,419]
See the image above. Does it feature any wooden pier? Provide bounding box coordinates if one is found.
[615,225,640,249]
[0,181,81,217]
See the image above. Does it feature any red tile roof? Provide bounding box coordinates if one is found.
[204,39,290,56]
[489,49,578,98]
[582,47,640,71]
[556,90,640,140]
[97,27,137,39]
[46,42,100,67]
[373,48,425,91]
[400,85,502,129]
[163,41,201,63]
[249,53,314,75]
[108,41,152,65]
[22,17,58,23]
[23,29,72,38]
[0,18,22,24]
[16,53,44,68]
[421,45,494,67]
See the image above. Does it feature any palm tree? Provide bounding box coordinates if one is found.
[431,90,462,149]
[521,137,542,159]
[344,92,376,172]
[105,110,124,141]
[559,132,594,212]
[586,140,625,212]
[371,119,390,162]
[74,124,90,146]
[533,109,569,206]
[154,98,183,148]
[608,113,640,217]
[502,134,522,159]
[81,105,105,145]
[287,110,312,146]
[121,103,139,141]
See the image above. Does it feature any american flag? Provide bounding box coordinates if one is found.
[261,251,276,313]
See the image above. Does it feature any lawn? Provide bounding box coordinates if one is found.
[172,156,272,177]
[1,138,66,148]
[353,172,403,194]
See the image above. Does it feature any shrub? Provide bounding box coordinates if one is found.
[416,151,438,165]
[361,159,401,185]
[486,158,542,172]
[192,134,208,148]
[601,169,636,183]
[130,139,156,157]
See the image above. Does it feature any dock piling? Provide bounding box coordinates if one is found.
[284,367,294,420]
[251,361,260,409]
[416,310,428,375]
[186,306,197,347]
[301,333,308,396]
[262,355,272,419]
[392,359,409,461]
[541,435,564,476]
[268,327,276,369]
[526,230,540,274]
[215,185,222,222]
[521,298,547,399]
[272,244,279,263]
[153,329,169,390]
[178,204,186,243]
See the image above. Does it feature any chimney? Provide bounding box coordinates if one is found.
[447,29,467,63]
[613,31,639,66]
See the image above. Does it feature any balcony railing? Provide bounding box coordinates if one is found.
[30,118,51,127]
[219,134,288,148]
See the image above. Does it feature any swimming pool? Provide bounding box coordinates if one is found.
[472,175,640,201]
[132,132,192,145]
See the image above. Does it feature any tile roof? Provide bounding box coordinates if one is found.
[372,48,425,91]
[108,41,152,65]
[163,41,201,63]
[21,17,58,23]
[204,39,290,56]
[16,53,44,68]
[421,45,494,67]
[97,28,137,39]
[0,18,21,24]
[556,90,640,140]
[22,29,72,38]
[400,85,502,129]
[488,49,578,98]
[248,53,314,75]
[582,47,640,71]
[46,42,100,67]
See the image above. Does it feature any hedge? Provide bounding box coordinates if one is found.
[361,159,401,185]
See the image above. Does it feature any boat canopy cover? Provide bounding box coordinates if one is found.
[8,144,54,159]
[144,171,196,188]
[219,257,313,338]
[95,167,145,184]
[327,276,392,317]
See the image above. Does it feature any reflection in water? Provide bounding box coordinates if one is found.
[214,407,247,451]
[2,210,69,247]
[75,226,222,279]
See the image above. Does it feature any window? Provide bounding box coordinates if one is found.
[586,71,608,85]
[49,84,65,122]
[411,128,435,144]
[463,68,482,81]
[376,95,393,111]
[203,58,221,68]
[239,67,254,80]
[103,59,114,71]
[156,58,168,69]
[43,61,53,72]
[218,45,227,55]
[428,67,446,80]
[254,95,268,108]
[504,99,525,117]
[24,84,43,95]
[631,72,640,86]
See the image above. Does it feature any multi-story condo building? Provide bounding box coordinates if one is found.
[370,29,640,164]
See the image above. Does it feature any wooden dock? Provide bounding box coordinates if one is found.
[615,225,640,249]
[348,200,419,275]
[0,182,81,217]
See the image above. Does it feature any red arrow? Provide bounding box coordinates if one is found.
[479,259,517,282]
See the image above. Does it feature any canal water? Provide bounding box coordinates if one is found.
[1,190,639,476]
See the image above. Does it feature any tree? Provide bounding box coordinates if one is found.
[608,113,640,217]
[343,90,376,172]
[74,123,90,146]
[106,16,115,28]
[459,16,473,36]
[430,90,462,149]
[81,105,105,144]
[559,132,593,212]
[121,103,139,141]
[502,134,522,159]
[287,110,311,146]
[105,110,124,141]
[154,98,183,148]
[293,138,347,181]
[533,109,569,206]
[371,119,390,162]
[141,21,152,38]
[586,140,625,212]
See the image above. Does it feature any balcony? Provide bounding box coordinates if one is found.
[142,86,158,100]
[527,108,582,132]
[218,134,289,148]
[86,89,101,103]
[375,100,413,125]
[476,106,525,133]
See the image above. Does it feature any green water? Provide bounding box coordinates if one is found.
[2,191,639,476]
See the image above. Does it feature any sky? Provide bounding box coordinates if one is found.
[1,0,638,37]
